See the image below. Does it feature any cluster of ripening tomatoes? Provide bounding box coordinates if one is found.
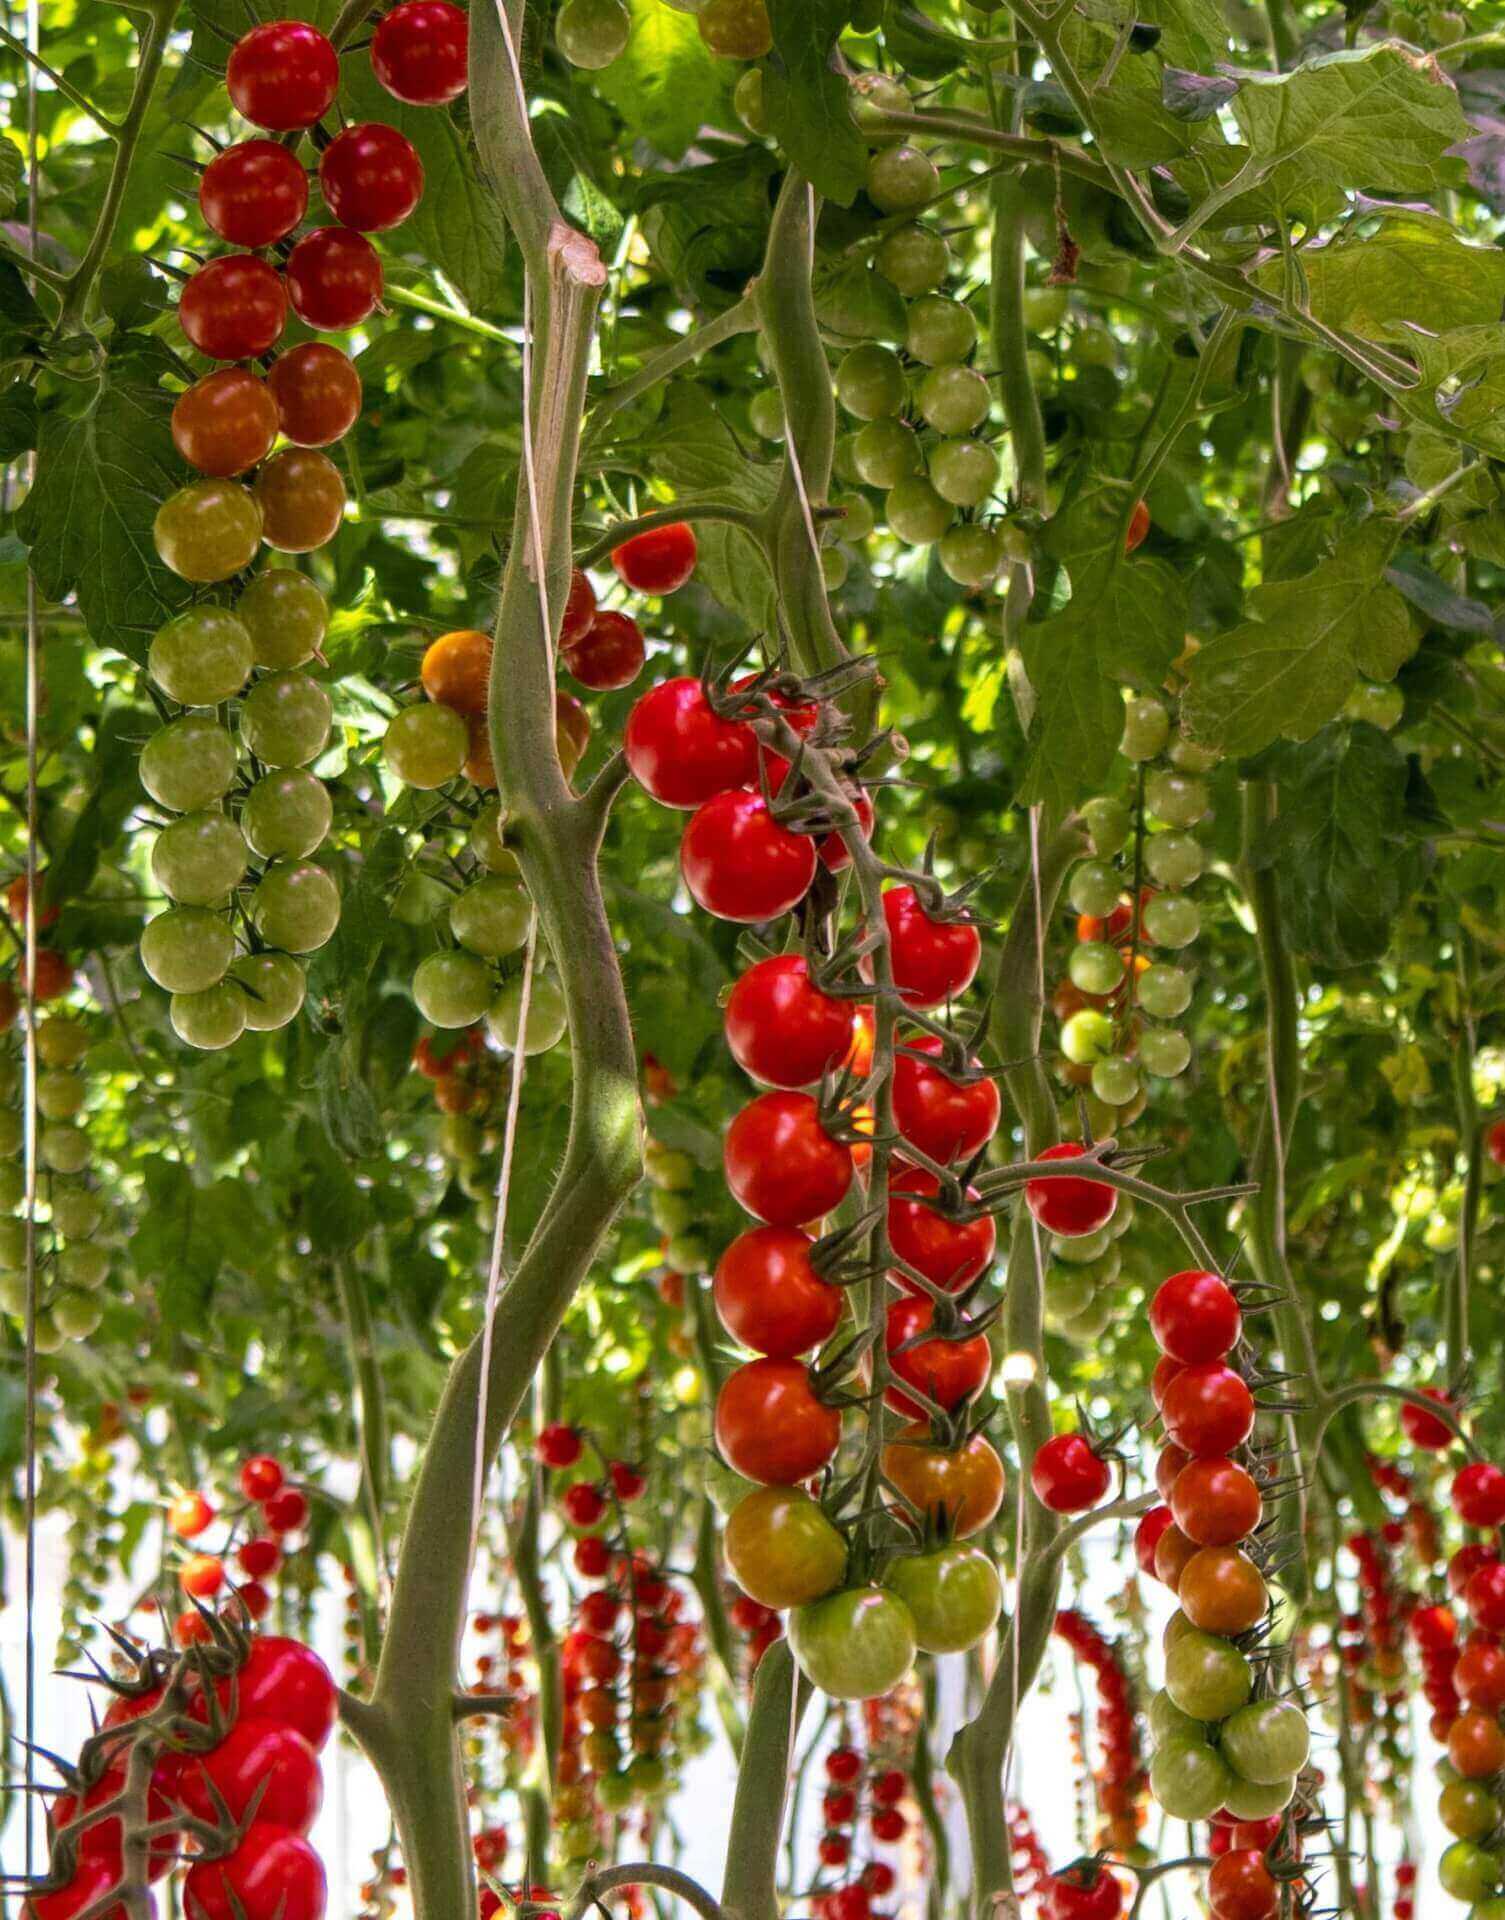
[165,1452,309,1644]
[1053,1607,1146,1858]
[1,870,75,1008]
[28,1625,337,1920]
[155,5,468,581]
[808,1742,909,1918]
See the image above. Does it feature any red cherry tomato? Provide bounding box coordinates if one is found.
[173,1719,323,1833]
[189,1636,337,1749]
[624,677,759,808]
[181,1552,225,1599]
[1161,1362,1255,1458]
[1400,1385,1455,1451]
[560,569,597,647]
[892,1035,1000,1163]
[680,789,817,923]
[28,948,73,1000]
[1149,1269,1242,1364]
[537,1423,584,1468]
[612,522,698,594]
[561,1481,606,1529]
[1206,1850,1276,1920]
[226,21,339,131]
[884,1295,991,1418]
[182,1823,326,1920]
[714,1357,841,1484]
[723,1091,853,1227]
[1135,1504,1174,1578]
[172,369,279,477]
[1024,1141,1117,1238]
[1041,1862,1124,1920]
[25,1856,138,1920]
[168,1489,216,1538]
[817,789,876,873]
[869,884,981,1009]
[263,1486,310,1532]
[714,1226,841,1359]
[49,1764,177,1880]
[319,123,424,232]
[1030,1433,1112,1514]
[563,609,645,691]
[1171,1455,1262,1546]
[179,255,287,361]
[237,1535,282,1579]
[268,344,362,447]
[1124,499,1151,554]
[371,0,470,104]
[887,1164,995,1293]
[1455,1462,1505,1528]
[286,227,384,331]
[200,140,308,248]
[724,954,855,1090]
[239,1453,285,1500]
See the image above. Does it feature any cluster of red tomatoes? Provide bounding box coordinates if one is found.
[155,5,465,581]
[2,870,75,1006]
[810,1743,907,1916]
[29,1629,336,1920]
[1134,1269,1311,1920]
[1006,1802,1052,1904]
[1053,1609,1145,1855]
[165,1453,308,1642]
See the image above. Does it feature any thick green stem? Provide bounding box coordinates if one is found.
[988,78,1046,516]
[1447,938,1481,1394]
[720,1639,810,1920]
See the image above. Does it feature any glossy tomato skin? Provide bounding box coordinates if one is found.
[172,370,279,477]
[884,1543,1000,1654]
[612,522,698,593]
[788,1586,917,1700]
[1135,1504,1175,1578]
[872,885,981,1009]
[681,789,816,923]
[1124,499,1151,554]
[227,21,339,130]
[1171,1455,1262,1546]
[180,255,287,361]
[818,790,876,872]
[563,610,644,691]
[1024,1141,1117,1237]
[625,678,757,808]
[268,344,361,447]
[887,1165,995,1294]
[1030,1433,1112,1513]
[371,0,470,104]
[1206,1851,1276,1920]
[1178,1545,1267,1635]
[560,569,597,646]
[172,1718,323,1833]
[714,1226,841,1359]
[1400,1385,1455,1450]
[880,1424,1004,1537]
[49,1766,177,1880]
[884,1296,991,1418]
[724,955,855,1089]
[724,1485,848,1609]
[892,1036,1000,1162]
[193,1636,337,1750]
[319,124,424,232]
[200,141,308,247]
[24,1857,135,1920]
[286,228,383,330]
[183,1823,326,1920]
[1041,1862,1124,1920]
[1149,1269,1241,1363]
[1160,1362,1255,1457]
[723,1091,852,1226]
[714,1358,841,1484]
[1454,1462,1505,1528]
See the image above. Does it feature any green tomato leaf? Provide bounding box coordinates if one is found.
[1016,606,1126,814]
[16,342,191,662]
[593,0,732,161]
[763,0,867,207]
[1252,212,1505,340]
[1182,519,1415,754]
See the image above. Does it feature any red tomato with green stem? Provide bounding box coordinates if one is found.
[227,20,339,129]
[884,1296,991,1418]
[724,954,855,1090]
[723,1091,853,1227]
[182,1823,326,1920]
[891,1035,1000,1163]
[714,1358,841,1484]
[200,141,308,248]
[1161,1363,1255,1457]
[1023,1141,1117,1237]
[714,1226,842,1358]
[886,1165,995,1293]
[286,228,383,331]
[1149,1269,1242,1363]
[172,1718,323,1834]
[179,255,287,361]
[680,789,817,923]
[1031,1433,1112,1513]
[612,522,698,594]
[867,885,981,1009]
[624,677,758,808]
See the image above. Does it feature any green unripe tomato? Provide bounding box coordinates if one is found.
[170,983,247,1052]
[1168,735,1220,773]
[1022,285,1070,332]
[1052,1226,1114,1265]
[664,1231,709,1273]
[488,974,568,1054]
[1082,795,1132,857]
[0,1220,25,1268]
[906,296,978,367]
[1218,1770,1296,1821]
[556,0,631,68]
[875,224,951,296]
[152,812,249,906]
[1137,963,1191,1018]
[251,861,340,954]
[1091,1054,1140,1106]
[866,144,940,213]
[1345,681,1405,731]
[470,804,519,877]
[439,1113,480,1161]
[1149,1687,1205,1747]
[54,1292,103,1341]
[51,1187,103,1239]
[36,1071,85,1121]
[997,520,1032,565]
[452,877,531,959]
[849,72,911,140]
[153,481,262,584]
[1220,1700,1310,1783]
[240,671,332,769]
[0,1111,21,1158]
[385,704,469,789]
[1145,768,1208,828]
[140,907,236,994]
[698,0,771,57]
[1062,1291,1115,1340]
[393,872,449,925]
[835,344,907,421]
[1044,1268,1096,1321]
[917,365,990,436]
[644,1142,695,1191]
[884,1544,1000,1654]
[1165,1627,1252,1721]
[1439,1841,1499,1905]
[1440,1780,1502,1843]
[1068,942,1123,997]
[748,390,785,441]
[148,608,254,707]
[140,717,238,813]
[0,1161,25,1209]
[834,492,876,542]
[929,439,999,509]
[235,568,328,669]
[1120,695,1169,762]
[733,67,768,135]
[1025,349,1053,386]
[885,477,953,546]
[822,547,850,591]
[1137,1026,1191,1078]
[1142,893,1200,949]
[651,1188,696,1237]
[414,951,493,1029]
[1060,1008,1114,1065]
[1143,831,1203,890]
[1074,327,1118,367]
[232,951,307,1031]
[57,1242,109,1290]
[1149,1740,1233,1822]
[243,770,333,859]
[37,1019,90,1068]
[853,419,921,489]
[938,525,1002,588]
[1067,860,1122,918]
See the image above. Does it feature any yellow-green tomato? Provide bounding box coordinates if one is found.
[788,1586,917,1700]
[883,1543,1001,1653]
[724,1486,848,1610]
